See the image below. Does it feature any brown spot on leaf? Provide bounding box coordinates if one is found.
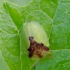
[28,36,49,58]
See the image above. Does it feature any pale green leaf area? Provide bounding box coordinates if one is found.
[8,0,31,6]
[0,0,3,6]
[0,6,20,70]
[0,51,9,70]
[0,0,31,6]
[0,0,70,70]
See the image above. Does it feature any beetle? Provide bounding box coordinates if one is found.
[28,36,49,58]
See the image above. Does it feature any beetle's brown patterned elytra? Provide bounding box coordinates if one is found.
[28,36,49,58]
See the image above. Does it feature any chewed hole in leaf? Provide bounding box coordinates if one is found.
[28,36,49,58]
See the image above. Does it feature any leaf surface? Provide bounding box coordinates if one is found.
[0,0,70,70]
[0,6,20,70]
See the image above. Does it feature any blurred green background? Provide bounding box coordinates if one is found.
[0,0,31,6]
[0,0,31,70]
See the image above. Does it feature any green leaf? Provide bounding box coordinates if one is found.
[0,0,70,70]
[0,6,20,70]
[0,51,9,70]
[35,0,70,70]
